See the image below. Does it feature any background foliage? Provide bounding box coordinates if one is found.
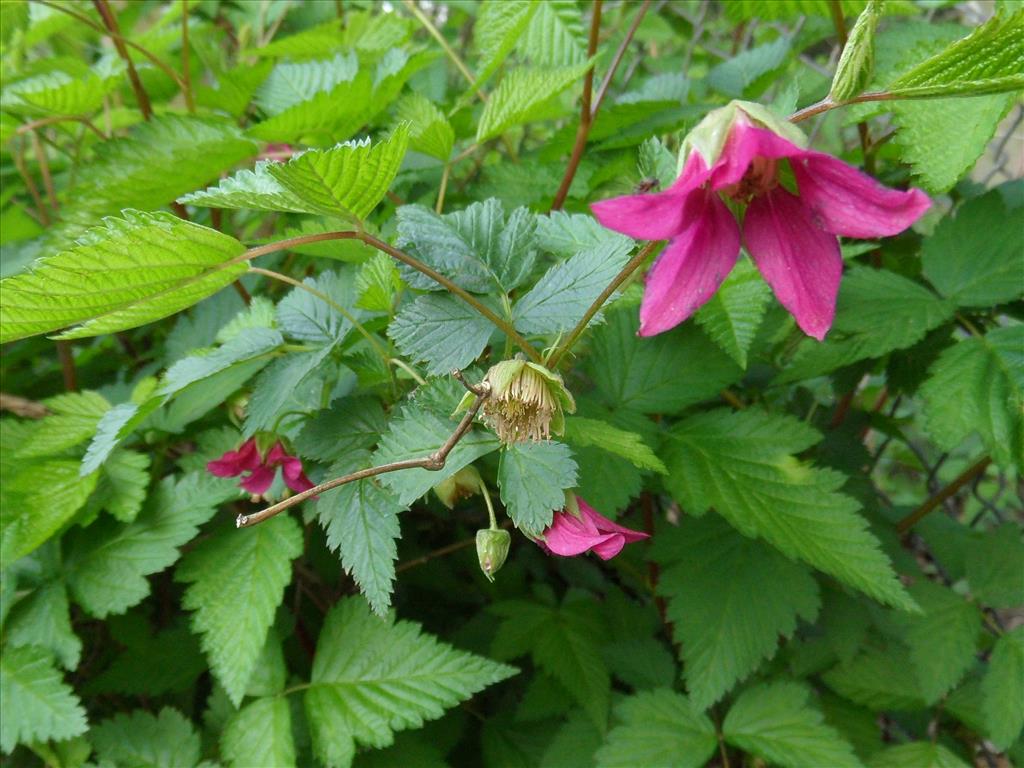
[0,1,1022,767]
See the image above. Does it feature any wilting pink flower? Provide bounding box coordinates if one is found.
[540,499,649,560]
[592,101,930,340]
[207,438,314,496]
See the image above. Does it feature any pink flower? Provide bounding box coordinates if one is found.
[540,499,649,560]
[591,102,930,340]
[207,438,315,496]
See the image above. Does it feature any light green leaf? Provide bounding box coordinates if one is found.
[256,52,359,114]
[563,417,665,474]
[0,211,247,343]
[5,583,81,670]
[64,473,229,618]
[477,61,593,142]
[91,707,201,768]
[589,307,743,414]
[277,269,360,345]
[966,523,1024,608]
[88,449,150,523]
[316,451,405,616]
[663,409,914,609]
[868,742,971,768]
[248,70,374,145]
[652,517,820,710]
[389,294,494,376]
[469,0,540,99]
[981,626,1024,749]
[177,515,303,705]
[242,344,335,438]
[0,645,87,754]
[295,397,386,464]
[776,267,954,384]
[922,191,1024,307]
[513,238,632,335]
[498,441,578,535]
[829,1,882,101]
[707,37,791,98]
[266,125,409,220]
[823,646,927,710]
[161,327,284,397]
[393,93,454,161]
[724,0,879,22]
[517,0,586,67]
[888,11,1024,98]
[920,325,1023,470]
[722,682,861,768]
[17,390,110,457]
[595,689,717,768]
[536,211,633,257]
[222,697,296,768]
[492,598,609,729]
[177,161,310,212]
[305,598,517,768]
[888,581,982,703]
[356,253,401,312]
[80,400,162,476]
[694,258,772,369]
[3,60,124,116]
[373,403,500,506]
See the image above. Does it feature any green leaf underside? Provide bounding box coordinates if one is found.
[653,517,820,710]
[663,409,914,609]
[177,515,303,705]
[0,211,247,343]
[305,598,516,767]
[498,442,578,535]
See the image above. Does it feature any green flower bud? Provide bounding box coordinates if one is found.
[476,528,511,582]
[433,466,482,509]
[461,359,576,444]
[829,0,881,102]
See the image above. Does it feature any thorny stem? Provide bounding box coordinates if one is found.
[236,374,491,528]
[896,456,993,535]
[547,241,660,368]
[180,0,196,113]
[92,0,153,121]
[402,0,476,88]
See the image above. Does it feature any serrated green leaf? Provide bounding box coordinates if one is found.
[222,697,296,768]
[889,11,1024,98]
[777,267,954,383]
[394,93,455,161]
[867,742,971,768]
[498,441,578,535]
[694,258,772,368]
[830,1,882,101]
[722,682,861,768]
[80,400,162,476]
[266,126,409,220]
[723,0,876,22]
[888,580,982,703]
[389,294,494,376]
[87,449,150,523]
[920,325,1023,469]
[63,473,230,618]
[922,191,1024,307]
[316,451,405,616]
[574,444,643,514]
[492,598,610,729]
[588,307,743,414]
[277,269,361,345]
[469,0,540,100]
[823,646,927,710]
[652,517,820,710]
[295,397,386,463]
[595,689,717,768]
[966,522,1024,608]
[563,417,665,474]
[4,60,124,116]
[637,137,677,189]
[513,238,632,335]
[663,409,914,609]
[981,626,1024,749]
[0,644,87,754]
[477,61,592,142]
[536,211,633,257]
[356,253,401,312]
[373,403,500,506]
[91,707,201,768]
[242,344,335,438]
[249,70,374,145]
[177,160,310,212]
[161,327,284,397]
[177,515,302,705]
[17,390,110,457]
[85,624,204,697]
[256,52,359,114]
[517,0,586,67]
[0,211,247,343]
[707,37,791,98]
[305,598,517,768]
[5,583,81,670]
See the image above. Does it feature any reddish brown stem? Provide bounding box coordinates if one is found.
[896,457,993,534]
[93,0,153,121]
[57,341,78,391]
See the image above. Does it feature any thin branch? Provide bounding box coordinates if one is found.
[591,0,651,118]
[896,456,993,535]
[56,341,78,391]
[28,130,58,214]
[547,240,660,368]
[17,115,107,140]
[789,91,897,123]
[236,375,491,528]
[180,0,196,113]
[12,138,49,226]
[92,0,153,120]
[0,393,51,419]
[402,0,476,87]
[395,520,514,575]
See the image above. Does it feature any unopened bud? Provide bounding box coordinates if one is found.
[433,466,482,509]
[476,528,511,582]
[829,0,881,102]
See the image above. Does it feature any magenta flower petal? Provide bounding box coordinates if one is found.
[541,500,648,560]
[709,118,809,189]
[240,465,276,495]
[591,152,713,240]
[744,188,843,341]
[792,154,932,238]
[639,188,741,337]
[281,457,315,493]
[207,438,262,478]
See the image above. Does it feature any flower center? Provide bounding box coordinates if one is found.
[721,156,778,202]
